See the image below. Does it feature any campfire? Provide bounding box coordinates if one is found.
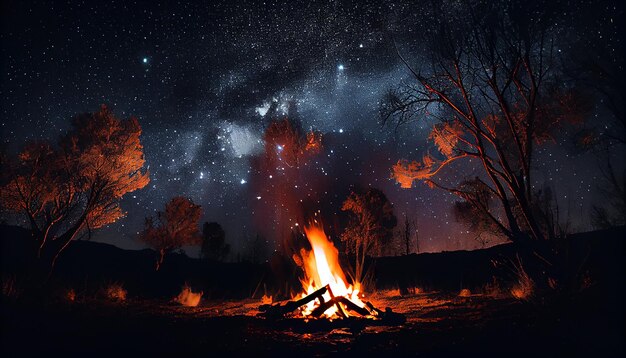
[260,221,403,324]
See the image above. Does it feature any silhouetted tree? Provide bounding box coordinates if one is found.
[139,197,202,270]
[200,221,230,261]
[591,149,626,229]
[452,178,505,240]
[341,187,397,282]
[383,1,589,243]
[246,233,270,264]
[400,214,415,255]
[0,105,149,267]
[562,17,625,230]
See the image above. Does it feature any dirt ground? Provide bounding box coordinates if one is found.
[1,289,622,356]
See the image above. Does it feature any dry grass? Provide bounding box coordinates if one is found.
[510,258,534,301]
[103,282,127,302]
[66,288,77,302]
[1,275,21,300]
[579,271,594,291]
[482,277,503,297]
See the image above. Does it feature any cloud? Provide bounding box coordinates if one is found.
[223,122,264,157]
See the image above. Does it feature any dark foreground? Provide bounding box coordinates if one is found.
[1,226,624,355]
[1,288,623,356]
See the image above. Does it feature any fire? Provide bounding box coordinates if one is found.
[175,284,203,307]
[296,222,366,318]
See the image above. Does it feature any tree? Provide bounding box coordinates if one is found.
[246,233,270,264]
[200,222,230,261]
[139,197,202,270]
[383,0,589,244]
[590,149,626,229]
[263,117,322,169]
[341,188,397,282]
[0,105,149,267]
[400,214,418,256]
[560,10,625,230]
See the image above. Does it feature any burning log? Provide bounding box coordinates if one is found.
[259,284,405,324]
[258,220,405,326]
[310,296,370,318]
[259,285,329,319]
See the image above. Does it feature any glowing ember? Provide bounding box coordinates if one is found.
[175,285,203,307]
[296,221,367,318]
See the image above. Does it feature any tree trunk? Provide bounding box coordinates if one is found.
[47,220,85,270]
[155,249,165,271]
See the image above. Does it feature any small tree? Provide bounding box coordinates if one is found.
[401,214,413,255]
[139,197,202,270]
[0,105,149,267]
[200,222,230,261]
[341,188,397,283]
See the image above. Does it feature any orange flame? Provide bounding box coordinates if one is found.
[175,284,203,307]
[297,221,365,318]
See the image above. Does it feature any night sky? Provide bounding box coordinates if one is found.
[1,0,622,255]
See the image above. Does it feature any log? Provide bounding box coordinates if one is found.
[326,285,348,318]
[311,297,342,318]
[337,297,371,317]
[310,296,371,318]
[258,285,404,324]
[259,285,329,318]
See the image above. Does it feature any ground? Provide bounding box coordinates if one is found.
[1,289,622,356]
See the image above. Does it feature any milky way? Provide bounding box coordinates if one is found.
[1,0,623,255]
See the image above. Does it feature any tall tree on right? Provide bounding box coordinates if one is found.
[383,0,590,244]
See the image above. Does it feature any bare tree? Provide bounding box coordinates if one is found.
[591,147,626,228]
[383,0,589,244]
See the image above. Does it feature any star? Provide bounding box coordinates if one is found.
[142,57,148,64]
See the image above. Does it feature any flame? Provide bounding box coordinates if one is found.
[296,221,366,318]
[175,285,203,307]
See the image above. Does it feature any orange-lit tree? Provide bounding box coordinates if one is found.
[139,196,202,270]
[0,105,149,267]
[341,188,397,283]
[263,118,322,169]
[382,1,589,243]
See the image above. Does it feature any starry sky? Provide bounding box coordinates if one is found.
[1,0,623,256]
